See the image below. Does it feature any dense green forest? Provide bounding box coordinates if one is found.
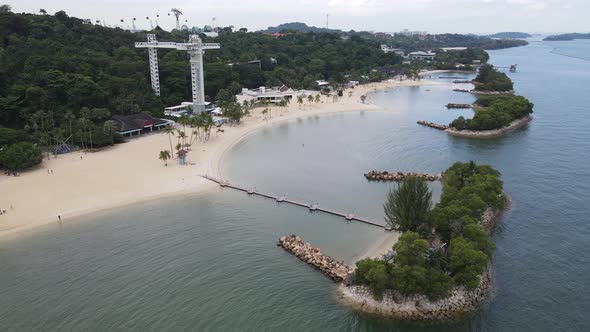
[0,8,404,170]
[380,33,527,52]
[451,95,534,131]
[263,22,528,51]
[485,32,531,39]
[472,64,514,92]
[0,7,527,171]
[352,162,504,300]
[431,48,489,70]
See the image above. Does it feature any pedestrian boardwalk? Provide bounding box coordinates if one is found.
[201,175,385,229]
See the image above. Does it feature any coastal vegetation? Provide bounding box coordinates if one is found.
[0,9,399,149]
[0,140,42,172]
[431,48,489,70]
[543,33,590,41]
[383,177,432,234]
[450,95,534,131]
[472,64,513,92]
[352,162,505,301]
[263,23,529,51]
[485,32,532,39]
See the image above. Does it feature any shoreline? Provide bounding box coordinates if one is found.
[0,78,446,241]
[446,116,532,138]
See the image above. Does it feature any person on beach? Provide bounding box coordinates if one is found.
[58,215,61,221]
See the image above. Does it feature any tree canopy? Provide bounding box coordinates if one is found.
[451,95,534,131]
[473,64,514,92]
[352,162,504,301]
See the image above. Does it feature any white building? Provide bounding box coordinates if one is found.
[236,86,320,104]
[315,80,330,87]
[399,29,428,37]
[409,51,436,60]
[381,45,405,56]
[164,101,215,117]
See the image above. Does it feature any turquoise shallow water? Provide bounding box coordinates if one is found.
[1,41,590,331]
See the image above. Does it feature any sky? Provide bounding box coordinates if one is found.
[4,0,589,34]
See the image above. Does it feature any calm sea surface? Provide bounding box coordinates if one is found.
[1,40,589,331]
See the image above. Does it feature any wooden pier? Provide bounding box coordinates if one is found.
[201,175,385,229]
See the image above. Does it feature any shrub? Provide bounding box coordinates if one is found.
[0,142,42,171]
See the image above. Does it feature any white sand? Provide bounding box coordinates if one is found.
[0,78,445,240]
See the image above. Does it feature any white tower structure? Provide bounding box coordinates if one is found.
[136,34,220,113]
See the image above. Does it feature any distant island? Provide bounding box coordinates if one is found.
[544,33,590,41]
[261,22,343,34]
[486,32,532,39]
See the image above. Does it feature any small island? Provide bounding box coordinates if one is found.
[447,95,534,138]
[543,33,590,41]
[417,64,533,138]
[486,32,532,39]
[339,161,506,321]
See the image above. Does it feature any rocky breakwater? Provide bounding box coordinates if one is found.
[337,266,493,322]
[446,103,473,109]
[417,121,449,130]
[365,171,440,182]
[278,235,353,282]
[470,89,514,95]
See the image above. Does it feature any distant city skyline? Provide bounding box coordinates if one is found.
[4,0,589,34]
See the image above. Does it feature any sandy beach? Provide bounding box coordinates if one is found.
[0,77,445,245]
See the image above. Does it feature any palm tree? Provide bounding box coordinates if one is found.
[177,131,187,146]
[307,95,314,105]
[297,96,304,109]
[278,100,287,113]
[64,111,75,138]
[261,108,269,120]
[383,176,432,233]
[103,120,115,145]
[314,94,321,103]
[159,150,171,166]
[78,118,91,151]
[163,126,175,157]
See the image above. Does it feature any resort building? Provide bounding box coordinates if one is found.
[398,29,428,37]
[236,86,319,104]
[409,51,436,60]
[164,102,219,117]
[112,113,173,137]
[381,45,405,56]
